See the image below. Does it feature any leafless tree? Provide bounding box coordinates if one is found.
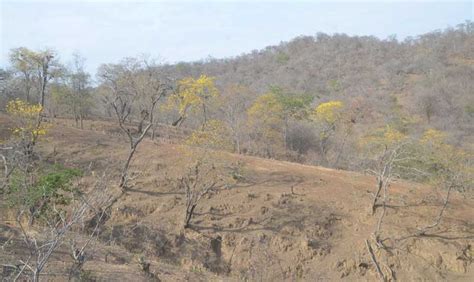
[218,84,254,154]
[98,57,172,190]
[2,172,113,281]
[0,146,16,193]
[178,160,222,228]
[64,52,93,129]
[396,153,471,240]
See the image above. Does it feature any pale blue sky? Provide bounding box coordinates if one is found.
[1,1,472,74]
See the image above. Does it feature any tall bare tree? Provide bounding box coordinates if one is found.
[98,57,172,190]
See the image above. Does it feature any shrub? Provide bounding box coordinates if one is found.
[5,164,82,221]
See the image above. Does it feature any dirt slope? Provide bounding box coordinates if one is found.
[1,117,473,281]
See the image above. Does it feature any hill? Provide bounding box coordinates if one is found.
[157,23,474,144]
[1,116,473,281]
[2,23,473,171]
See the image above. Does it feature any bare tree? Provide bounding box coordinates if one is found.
[67,174,111,279]
[68,53,92,129]
[178,160,222,228]
[1,157,112,281]
[11,179,111,281]
[361,127,417,245]
[396,140,472,240]
[368,142,408,247]
[417,92,438,124]
[218,84,253,154]
[98,57,171,190]
[0,146,16,193]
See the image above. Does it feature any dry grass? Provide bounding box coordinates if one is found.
[1,115,473,281]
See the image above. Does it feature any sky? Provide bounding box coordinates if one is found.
[0,0,472,75]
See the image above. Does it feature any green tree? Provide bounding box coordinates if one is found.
[9,48,36,102]
[9,47,63,107]
[186,119,233,151]
[272,87,313,149]
[247,87,313,157]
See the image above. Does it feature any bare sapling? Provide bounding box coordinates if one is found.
[68,173,112,279]
[11,172,112,281]
[178,159,223,228]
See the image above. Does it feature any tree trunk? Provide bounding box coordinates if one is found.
[418,184,453,235]
[172,116,183,127]
[137,121,143,134]
[332,130,350,168]
[33,270,40,282]
[119,145,137,190]
[25,78,31,103]
[284,117,288,151]
[202,103,207,129]
[184,204,196,228]
[235,135,241,154]
[40,71,48,108]
[372,178,383,215]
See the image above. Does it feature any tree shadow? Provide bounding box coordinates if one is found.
[188,215,305,235]
[412,227,474,241]
[229,178,271,189]
[189,203,341,238]
[126,187,183,197]
[384,201,445,210]
[194,211,234,217]
[420,232,474,240]
[229,173,306,192]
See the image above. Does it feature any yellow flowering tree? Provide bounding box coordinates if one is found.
[186,119,233,151]
[247,93,285,157]
[419,129,464,184]
[166,75,219,127]
[314,100,344,125]
[312,100,345,164]
[2,99,47,206]
[6,99,47,155]
[420,128,447,147]
[361,126,406,151]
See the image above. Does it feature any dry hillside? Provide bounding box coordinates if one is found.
[1,116,473,281]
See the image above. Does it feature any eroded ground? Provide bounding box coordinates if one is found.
[1,117,473,281]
